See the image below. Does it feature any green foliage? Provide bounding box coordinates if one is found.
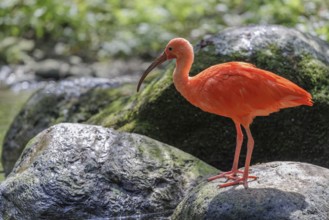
[0,0,328,63]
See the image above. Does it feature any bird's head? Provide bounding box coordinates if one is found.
[137,38,192,92]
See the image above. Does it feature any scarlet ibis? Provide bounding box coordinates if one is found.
[137,38,313,189]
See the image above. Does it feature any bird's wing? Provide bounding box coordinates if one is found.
[194,62,311,118]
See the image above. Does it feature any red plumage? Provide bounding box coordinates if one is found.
[187,62,312,126]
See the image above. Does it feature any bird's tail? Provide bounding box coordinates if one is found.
[280,91,313,108]
[303,93,313,106]
[296,87,313,106]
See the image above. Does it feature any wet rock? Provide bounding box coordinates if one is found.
[0,65,43,91]
[32,59,96,79]
[1,77,131,176]
[172,161,329,220]
[0,57,146,91]
[33,59,71,79]
[0,58,95,91]
[91,58,150,80]
[90,25,329,171]
[0,123,217,219]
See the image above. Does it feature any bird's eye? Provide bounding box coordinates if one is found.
[168,47,173,51]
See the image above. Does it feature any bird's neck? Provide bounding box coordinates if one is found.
[173,53,194,98]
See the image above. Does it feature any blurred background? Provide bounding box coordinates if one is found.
[0,0,329,180]
[0,0,328,64]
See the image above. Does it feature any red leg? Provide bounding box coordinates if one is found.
[242,125,257,188]
[208,123,258,189]
[219,125,257,189]
[208,122,243,181]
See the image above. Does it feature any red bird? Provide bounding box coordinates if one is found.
[137,38,313,189]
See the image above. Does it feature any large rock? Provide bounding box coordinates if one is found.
[1,77,134,176]
[172,161,329,220]
[90,25,329,170]
[0,123,217,219]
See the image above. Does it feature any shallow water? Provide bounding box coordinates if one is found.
[0,89,33,181]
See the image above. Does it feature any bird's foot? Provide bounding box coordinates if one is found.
[207,170,242,181]
[207,170,257,189]
[219,177,254,189]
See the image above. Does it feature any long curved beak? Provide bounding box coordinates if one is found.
[137,52,167,92]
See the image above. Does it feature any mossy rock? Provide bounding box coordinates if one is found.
[1,77,135,176]
[90,25,329,170]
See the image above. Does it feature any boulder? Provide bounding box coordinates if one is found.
[0,123,217,219]
[90,25,329,171]
[1,77,134,176]
[172,161,329,220]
